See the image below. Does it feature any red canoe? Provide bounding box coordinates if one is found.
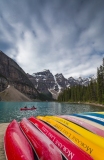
[4,120,34,160]
[20,107,37,111]
[20,118,62,160]
[29,116,93,160]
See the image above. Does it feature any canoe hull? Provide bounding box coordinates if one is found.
[20,108,36,111]
[29,116,93,160]
[60,115,104,137]
[20,118,62,160]
[4,120,34,160]
[37,115,104,160]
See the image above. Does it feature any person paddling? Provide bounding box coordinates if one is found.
[24,106,27,109]
[31,106,36,109]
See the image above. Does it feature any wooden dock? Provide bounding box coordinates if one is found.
[0,123,9,160]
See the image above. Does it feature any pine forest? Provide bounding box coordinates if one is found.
[58,58,104,104]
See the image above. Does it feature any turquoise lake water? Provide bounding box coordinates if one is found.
[0,101,104,123]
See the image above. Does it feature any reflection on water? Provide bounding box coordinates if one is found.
[0,101,104,123]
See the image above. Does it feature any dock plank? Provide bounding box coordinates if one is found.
[0,123,9,160]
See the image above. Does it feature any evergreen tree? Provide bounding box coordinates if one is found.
[97,66,103,103]
[57,58,104,104]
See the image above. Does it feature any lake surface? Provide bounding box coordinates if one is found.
[0,101,104,123]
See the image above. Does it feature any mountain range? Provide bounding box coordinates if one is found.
[27,69,97,99]
[0,50,96,100]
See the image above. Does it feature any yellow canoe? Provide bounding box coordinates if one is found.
[96,112,104,114]
[91,112,104,114]
[37,116,104,160]
[46,116,104,148]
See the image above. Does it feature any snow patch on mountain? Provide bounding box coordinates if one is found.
[54,75,62,93]
[28,70,97,99]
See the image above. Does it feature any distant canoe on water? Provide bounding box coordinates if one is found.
[20,106,37,111]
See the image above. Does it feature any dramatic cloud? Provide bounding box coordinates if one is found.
[0,0,104,78]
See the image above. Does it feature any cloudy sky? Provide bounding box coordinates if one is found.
[0,0,104,78]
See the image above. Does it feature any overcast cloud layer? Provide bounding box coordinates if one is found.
[0,0,104,78]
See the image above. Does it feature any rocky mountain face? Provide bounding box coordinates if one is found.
[0,50,97,100]
[27,70,97,99]
[27,70,56,99]
[0,50,38,99]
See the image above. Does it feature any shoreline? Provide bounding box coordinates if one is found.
[82,102,104,107]
[65,101,104,108]
[0,123,9,160]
